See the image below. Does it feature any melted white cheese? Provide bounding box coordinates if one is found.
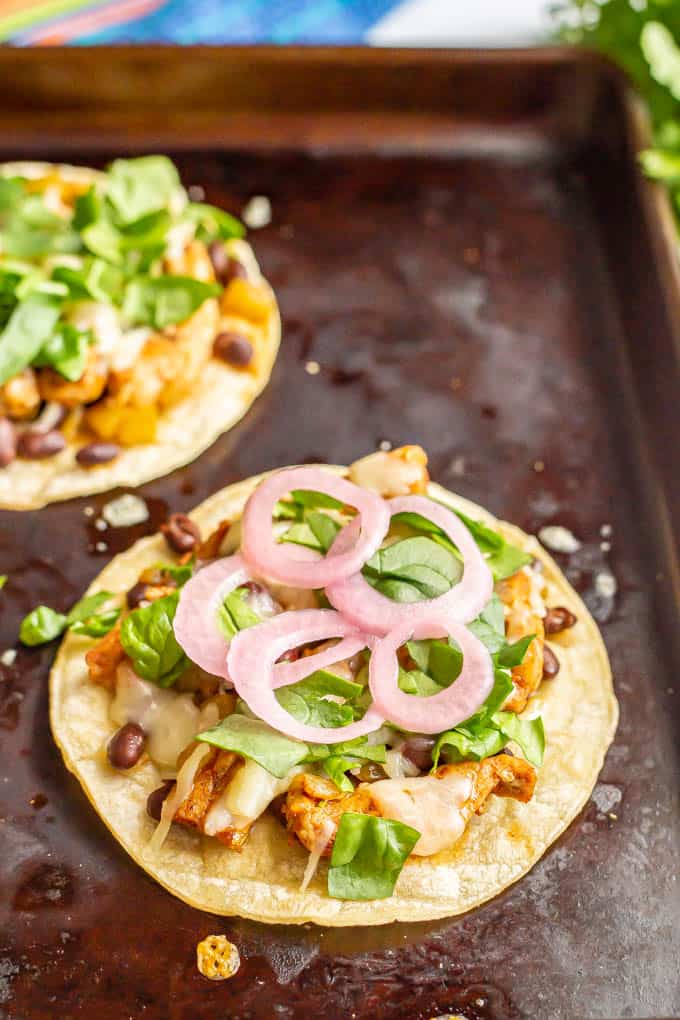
[204,760,302,836]
[368,772,473,856]
[149,742,212,852]
[111,664,203,769]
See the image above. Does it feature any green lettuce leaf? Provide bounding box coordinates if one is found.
[120,590,186,687]
[197,713,308,778]
[328,813,420,900]
[277,669,362,729]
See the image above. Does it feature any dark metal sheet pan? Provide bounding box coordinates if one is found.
[0,46,678,1020]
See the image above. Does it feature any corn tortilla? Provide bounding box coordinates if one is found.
[49,468,618,925]
[0,162,281,509]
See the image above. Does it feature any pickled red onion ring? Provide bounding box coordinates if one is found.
[240,467,390,589]
[325,495,493,635]
[273,635,370,687]
[174,555,252,679]
[227,609,384,743]
[368,613,494,734]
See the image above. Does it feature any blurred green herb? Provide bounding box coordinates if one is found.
[555,1,680,235]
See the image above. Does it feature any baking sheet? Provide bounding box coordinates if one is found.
[0,47,678,1020]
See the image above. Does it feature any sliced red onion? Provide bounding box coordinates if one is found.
[240,467,390,589]
[368,613,493,734]
[326,495,493,635]
[227,609,384,743]
[173,555,252,679]
[273,634,370,688]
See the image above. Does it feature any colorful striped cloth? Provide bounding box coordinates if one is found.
[1,0,406,44]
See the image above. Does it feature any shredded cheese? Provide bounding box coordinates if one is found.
[300,818,335,893]
[148,743,212,853]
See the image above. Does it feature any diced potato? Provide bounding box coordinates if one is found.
[85,398,158,445]
[221,278,273,323]
[116,405,159,446]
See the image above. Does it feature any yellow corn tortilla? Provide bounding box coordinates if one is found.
[0,162,281,510]
[49,468,618,926]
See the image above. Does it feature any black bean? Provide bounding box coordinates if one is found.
[213,332,253,367]
[76,442,120,467]
[543,606,577,634]
[126,582,150,609]
[401,735,436,772]
[146,780,175,821]
[0,417,16,467]
[17,428,66,460]
[107,722,146,770]
[161,512,202,554]
[542,644,560,679]
[208,243,249,285]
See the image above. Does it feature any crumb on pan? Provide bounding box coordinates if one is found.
[196,935,240,981]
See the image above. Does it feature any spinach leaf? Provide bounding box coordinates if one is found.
[216,586,262,640]
[392,507,531,581]
[52,258,124,304]
[33,323,92,381]
[2,194,80,258]
[322,755,360,793]
[122,275,221,329]
[19,590,119,646]
[65,591,120,637]
[19,606,68,646]
[0,294,61,385]
[0,177,25,211]
[328,813,420,900]
[363,536,461,603]
[186,202,245,242]
[197,713,308,778]
[106,156,180,224]
[280,510,341,554]
[66,591,116,626]
[398,666,444,697]
[69,608,120,638]
[120,590,186,687]
[274,490,345,521]
[406,637,463,688]
[156,562,194,586]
